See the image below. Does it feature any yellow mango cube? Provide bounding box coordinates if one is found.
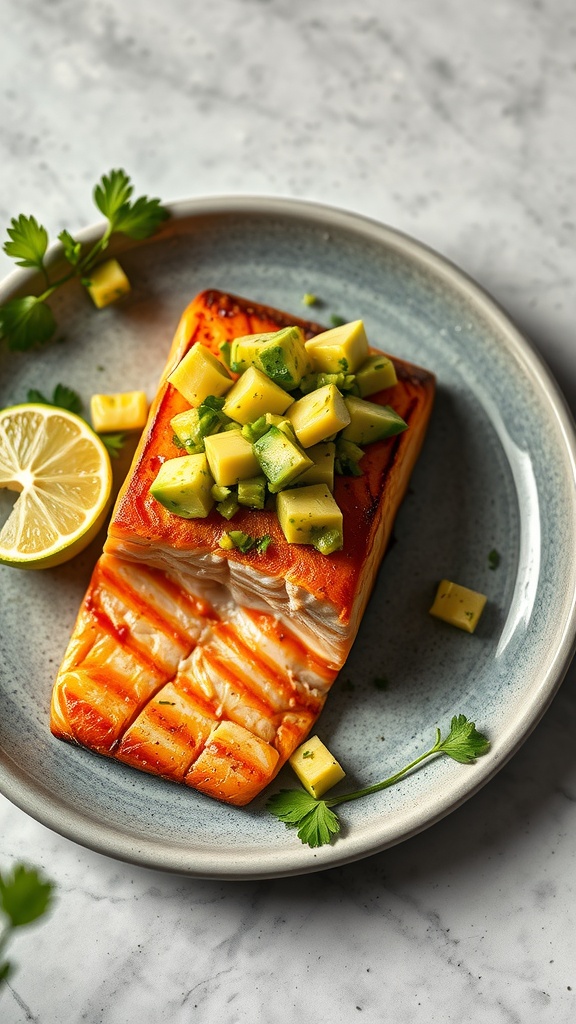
[204,430,261,486]
[295,442,336,490]
[429,579,487,633]
[276,484,343,548]
[286,384,350,448]
[355,354,397,396]
[289,735,346,798]
[86,259,131,308]
[90,391,148,433]
[222,366,293,425]
[168,344,233,407]
[149,454,215,518]
[305,320,369,374]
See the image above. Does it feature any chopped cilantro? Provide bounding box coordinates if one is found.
[488,548,501,570]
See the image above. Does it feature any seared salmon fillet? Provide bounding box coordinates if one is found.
[51,290,435,805]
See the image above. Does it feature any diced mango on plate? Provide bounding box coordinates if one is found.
[86,259,131,308]
[90,391,148,433]
[429,579,487,633]
[289,735,346,798]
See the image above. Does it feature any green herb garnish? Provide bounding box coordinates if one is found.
[0,864,54,985]
[488,549,501,570]
[27,383,83,415]
[99,432,127,459]
[225,530,273,554]
[0,169,169,351]
[267,715,490,848]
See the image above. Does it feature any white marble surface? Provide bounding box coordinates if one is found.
[1,0,576,1020]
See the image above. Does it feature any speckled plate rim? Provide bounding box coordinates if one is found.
[2,194,576,879]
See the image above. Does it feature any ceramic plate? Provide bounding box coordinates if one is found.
[1,197,576,879]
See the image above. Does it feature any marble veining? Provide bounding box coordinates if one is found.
[1,0,576,1021]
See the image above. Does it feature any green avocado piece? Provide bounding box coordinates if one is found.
[341,396,407,444]
[150,454,215,518]
[253,425,313,493]
[230,327,310,390]
[237,475,267,509]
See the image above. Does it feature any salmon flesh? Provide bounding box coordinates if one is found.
[51,290,435,805]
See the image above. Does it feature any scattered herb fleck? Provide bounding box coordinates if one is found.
[373,676,390,691]
[302,750,314,760]
[302,293,318,307]
[488,548,500,570]
[330,314,346,327]
[224,531,272,554]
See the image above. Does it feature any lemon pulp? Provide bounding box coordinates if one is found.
[0,404,113,569]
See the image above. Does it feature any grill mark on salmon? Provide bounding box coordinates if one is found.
[51,290,435,805]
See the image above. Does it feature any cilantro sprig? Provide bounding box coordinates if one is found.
[0,169,169,351]
[0,864,54,985]
[267,714,490,848]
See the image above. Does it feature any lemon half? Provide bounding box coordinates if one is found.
[0,404,113,569]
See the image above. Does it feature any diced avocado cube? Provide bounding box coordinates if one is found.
[90,390,147,433]
[149,454,215,518]
[237,475,267,509]
[222,366,293,425]
[276,483,343,550]
[295,442,335,490]
[86,259,131,308]
[171,399,229,453]
[305,320,369,374]
[216,494,240,520]
[204,430,261,487]
[310,526,343,555]
[341,396,407,444]
[168,343,233,407]
[255,327,310,389]
[171,408,205,453]
[334,438,364,477]
[355,354,397,396]
[429,580,487,634]
[288,734,346,798]
[229,333,268,373]
[253,425,313,493]
[241,413,292,444]
[230,326,310,389]
[211,483,232,502]
[286,383,351,448]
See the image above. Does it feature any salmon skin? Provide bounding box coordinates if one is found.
[51,290,435,806]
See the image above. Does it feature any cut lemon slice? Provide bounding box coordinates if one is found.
[0,404,113,569]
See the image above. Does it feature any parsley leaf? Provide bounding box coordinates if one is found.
[94,169,169,239]
[1,169,168,352]
[267,714,490,849]
[435,714,491,764]
[3,214,49,271]
[93,168,134,222]
[0,864,54,987]
[99,432,126,459]
[0,864,53,928]
[266,791,340,847]
[0,296,56,350]
[27,383,83,415]
[58,229,82,267]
